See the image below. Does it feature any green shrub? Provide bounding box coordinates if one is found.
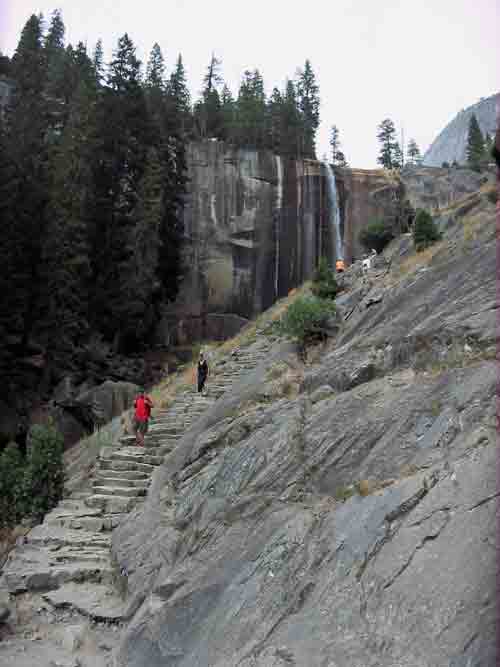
[0,423,65,528]
[280,295,336,347]
[24,424,65,522]
[486,188,498,205]
[0,443,25,528]
[312,257,339,300]
[359,219,394,254]
[413,208,441,251]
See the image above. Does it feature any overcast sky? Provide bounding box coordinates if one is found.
[1,0,498,167]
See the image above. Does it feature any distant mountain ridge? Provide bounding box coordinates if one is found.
[423,92,499,166]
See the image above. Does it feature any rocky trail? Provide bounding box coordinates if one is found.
[0,339,274,666]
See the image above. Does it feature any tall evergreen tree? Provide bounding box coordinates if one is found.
[92,33,151,343]
[194,53,223,138]
[167,54,191,134]
[377,118,397,169]
[280,79,301,156]
[406,138,421,165]
[122,146,163,344]
[329,125,347,166]
[146,43,165,91]
[44,9,66,99]
[466,113,485,171]
[266,87,284,153]
[220,84,236,142]
[235,69,267,148]
[92,39,104,84]
[393,141,404,170]
[296,60,320,157]
[42,81,95,374]
[1,14,49,350]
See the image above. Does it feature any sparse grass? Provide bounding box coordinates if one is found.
[217,284,312,355]
[334,485,357,502]
[430,400,442,417]
[394,240,446,278]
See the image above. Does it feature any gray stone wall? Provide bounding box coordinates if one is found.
[167,141,402,343]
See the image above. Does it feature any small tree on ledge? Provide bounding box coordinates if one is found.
[413,209,441,251]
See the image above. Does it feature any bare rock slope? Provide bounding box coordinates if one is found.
[423,92,499,167]
[113,182,497,666]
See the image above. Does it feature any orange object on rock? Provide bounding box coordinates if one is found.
[335,259,345,272]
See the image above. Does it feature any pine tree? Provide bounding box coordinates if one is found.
[377,118,397,169]
[296,60,320,157]
[44,9,66,99]
[1,14,49,351]
[406,138,421,165]
[92,39,104,84]
[146,43,165,91]
[465,113,485,171]
[266,87,283,153]
[220,84,236,142]
[194,53,223,138]
[92,33,151,342]
[42,81,96,374]
[235,69,267,148]
[413,209,440,251]
[393,141,404,170]
[120,147,163,344]
[0,51,11,76]
[167,54,191,134]
[144,43,166,129]
[280,79,301,156]
[329,125,348,166]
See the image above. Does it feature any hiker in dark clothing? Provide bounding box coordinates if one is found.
[197,352,209,394]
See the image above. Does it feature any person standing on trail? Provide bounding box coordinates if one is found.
[197,351,209,394]
[133,388,153,447]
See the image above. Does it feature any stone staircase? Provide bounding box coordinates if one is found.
[0,337,273,621]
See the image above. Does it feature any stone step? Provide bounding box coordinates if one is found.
[99,458,156,474]
[69,491,92,500]
[45,506,104,524]
[92,484,148,498]
[43,583,126,622]
[110,450,163,466]
[2,544,115,593]
[27,525,111,549]
[95,468,149,482]
[119,435,137,445]
[49,548,111,565]
[84,493,143,514]
[94,475,150,489]
[60,515,122,533]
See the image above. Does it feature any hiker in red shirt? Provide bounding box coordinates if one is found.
[133,388,153,447]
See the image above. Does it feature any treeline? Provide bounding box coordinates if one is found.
[376,118,422,170]
[0,9,323,401]
[0,11,188,398]
[191,54,320,157]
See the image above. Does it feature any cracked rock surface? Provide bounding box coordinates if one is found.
[113,189,497,666]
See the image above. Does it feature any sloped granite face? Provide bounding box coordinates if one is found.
[423,92,499,167]
[113,189,497,666]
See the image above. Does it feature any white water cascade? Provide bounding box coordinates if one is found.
[274,155,283,298]
[323,162,343,262]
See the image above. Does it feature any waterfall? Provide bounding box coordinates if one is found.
[323,162,343,262]
[274,155,283,298]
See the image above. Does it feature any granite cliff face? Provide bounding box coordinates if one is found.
[113,176,497,666]
[168,141,401,343]
[423,92,499,167]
